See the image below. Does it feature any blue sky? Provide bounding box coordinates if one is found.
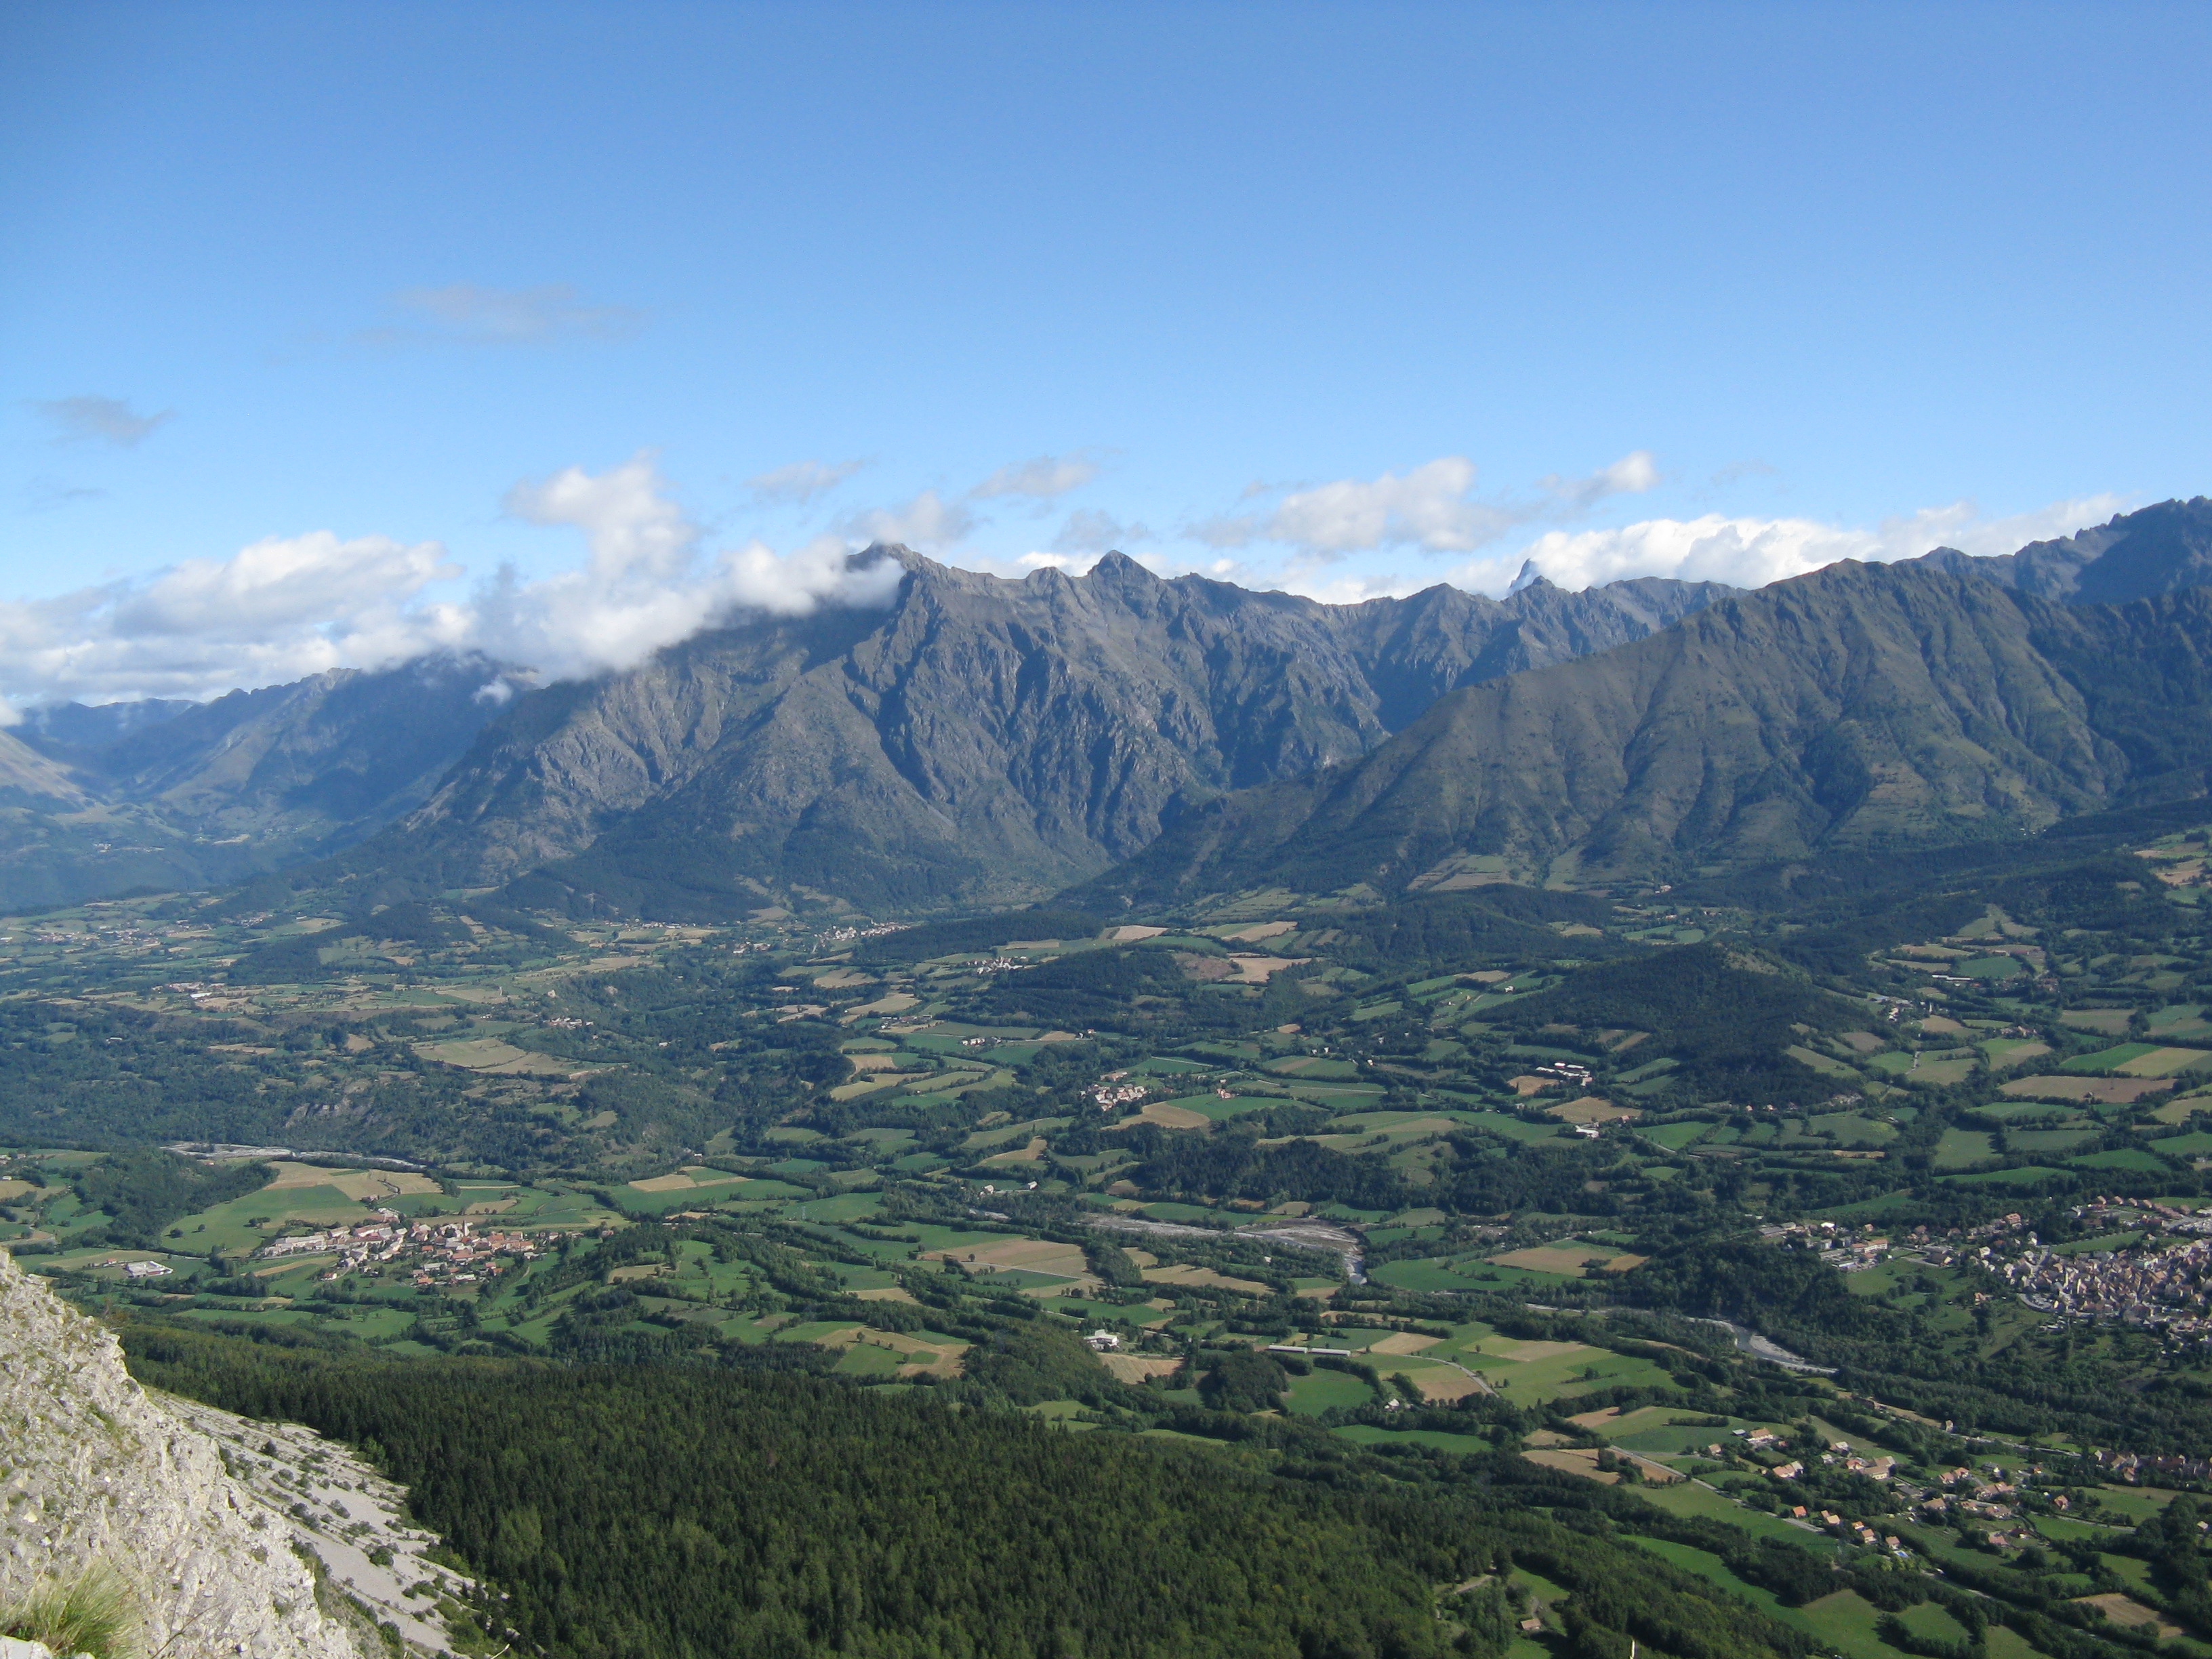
[3,1,2209,700]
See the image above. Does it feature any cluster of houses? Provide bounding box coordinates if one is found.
[813,924,907,947]
[1797,1509,1906,1554]
[1913,1466,2047,1544]
[2091,1447,2212,1483]
[1757,1219,1896,1271]
[1978,1202,2212,1333]
[1091,1071,1151,1110]
[258,1214,552,1284]
[1528,1060,1595,1090]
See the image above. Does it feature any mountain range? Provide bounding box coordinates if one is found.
[3,497,2209,919]
[1069,544,2212,908]
[346,554,1732,918]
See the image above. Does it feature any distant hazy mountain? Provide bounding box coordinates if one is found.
[337,550,1735,918]
[1070,529,2212,908]
[0,658,510,910]
[13,697,196,758]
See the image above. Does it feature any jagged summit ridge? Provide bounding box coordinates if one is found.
[346,546,1734,917]
[1068,548,2212,905]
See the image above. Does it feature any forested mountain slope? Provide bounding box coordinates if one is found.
[343,550,1732,917]
[1073,557,2212,906]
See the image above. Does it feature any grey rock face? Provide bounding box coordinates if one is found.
[0,1250,368,1659]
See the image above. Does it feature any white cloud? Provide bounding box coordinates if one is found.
[1445,493,2133,596]
[842,489,978,550]
[359,283,646,347]
[1010,551,1099,575]
[35,395,173,447]
[747,458,867,505]
[1051,508,1151,554]
[112,532,459,638]
[970,451,1103,500]
[480,455,901,679]
[0,533,472,703]
[1197,450,1659,560]
[505,452,693,581]
[1539,449,1660,510]
[0,456,903,704]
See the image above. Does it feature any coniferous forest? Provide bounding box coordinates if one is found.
[129,1322,1814,1659]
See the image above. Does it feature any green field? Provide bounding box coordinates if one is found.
[2007,1128,2097,1153]
[1932,1128,1996,1168]
[2069,1149,2171,1172]
[1281,1368,1374,1416]
[2064,1044,2161,1073]
[1331,1425,1490,1456]
[1941,1165,2069,1187]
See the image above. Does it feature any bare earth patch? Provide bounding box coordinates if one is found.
[1108,1101,1211,1130]
[1175,953,1238,982]
[922,1237,1091,1277]
[254,1162,441,1202]
[1404,1367,1490,1403]
[1491,1245,1620,1274]
[1101,1355,1183,1382]
[849,991,920,1016]
[1227,954,1308,983]
[1143,1263,1270,1295]
[2001,1076,2173,1104]
[2072,1595,2182,1639]
[1522,1448,1620,1484]
[1521,1446,1679,1484]
[1544,1097,1641,1123]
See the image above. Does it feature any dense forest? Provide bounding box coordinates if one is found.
[127,1322,1817,1659]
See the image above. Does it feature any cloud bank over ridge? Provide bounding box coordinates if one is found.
[1443,493,2131,596]
[0,454,901,705]
[0,441,2137,707]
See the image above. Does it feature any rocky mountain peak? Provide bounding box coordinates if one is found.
[1084,550,1158,585]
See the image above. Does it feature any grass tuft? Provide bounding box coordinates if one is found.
[0,1563,139,1659]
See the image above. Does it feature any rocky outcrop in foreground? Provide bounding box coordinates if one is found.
[0,1248,367,1659]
